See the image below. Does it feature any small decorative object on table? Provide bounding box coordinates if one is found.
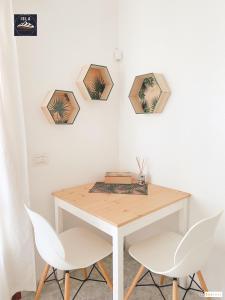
[136,157,146,185]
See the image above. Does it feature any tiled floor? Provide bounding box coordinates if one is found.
[22,254,202,299]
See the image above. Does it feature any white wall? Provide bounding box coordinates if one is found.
[118,0,225,293]
[13,0,119,277]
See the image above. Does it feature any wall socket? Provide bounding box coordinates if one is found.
[32,154,49,166]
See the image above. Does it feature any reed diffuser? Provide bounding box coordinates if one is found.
[136,157,145,185]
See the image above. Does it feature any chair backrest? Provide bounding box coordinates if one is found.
[173,211,223,275]
[25,206,65,264]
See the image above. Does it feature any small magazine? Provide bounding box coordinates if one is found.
[89,182,148,195]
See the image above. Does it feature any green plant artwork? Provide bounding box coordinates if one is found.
[149,97,159,113]
[47,96,71,124]
[87,76,106,100]
[138,76,159,113]
[141,100,150,113]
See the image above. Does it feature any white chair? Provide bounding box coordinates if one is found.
[125,211,223,300]
[25,206,113,300]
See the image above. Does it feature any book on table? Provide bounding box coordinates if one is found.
[104,172,136,184]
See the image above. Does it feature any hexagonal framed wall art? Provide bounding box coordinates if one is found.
[77,64,114,101]
[129,73,171,114]
[41,90,80,124]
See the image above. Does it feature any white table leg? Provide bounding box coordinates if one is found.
[55,201,63,233]
[113,232,124,300]
[179,198,189,235]
[179,198,189,287]
[55,202,64,278]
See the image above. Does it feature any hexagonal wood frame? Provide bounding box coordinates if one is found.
[76,64,114,101]
[41,90,80,124]
[129,73,171,114]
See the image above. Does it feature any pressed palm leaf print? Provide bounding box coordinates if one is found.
[138,76,159,113]
[149,96,159,113]
[87,76,106,100]
[47,95,72,124]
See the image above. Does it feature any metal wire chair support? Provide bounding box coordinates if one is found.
[136,271,205,300]
[44,264,108,300]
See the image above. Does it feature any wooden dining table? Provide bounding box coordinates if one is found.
[53,183,190,300]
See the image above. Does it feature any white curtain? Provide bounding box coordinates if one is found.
[0,0,36,299]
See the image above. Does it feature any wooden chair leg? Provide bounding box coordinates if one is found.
[172,278,179,300]
[82,268,88,280]
[64,272,70,300]
[34,264,50,300]
[197,271,211,299]
[160,275,165,285]
[97,260,113,289]
[124,265,145,300]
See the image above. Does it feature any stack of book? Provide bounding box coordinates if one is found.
[104,172,136,184]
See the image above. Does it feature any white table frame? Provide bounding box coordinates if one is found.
[54,196,189,300]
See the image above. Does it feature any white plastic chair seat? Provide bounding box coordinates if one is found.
[129,232,183,274]
[25,206,113,272]
[125,212,223,300]
[25,206,113,299]
[58,227,112,270]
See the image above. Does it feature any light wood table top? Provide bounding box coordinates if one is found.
[53,183,191,227]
